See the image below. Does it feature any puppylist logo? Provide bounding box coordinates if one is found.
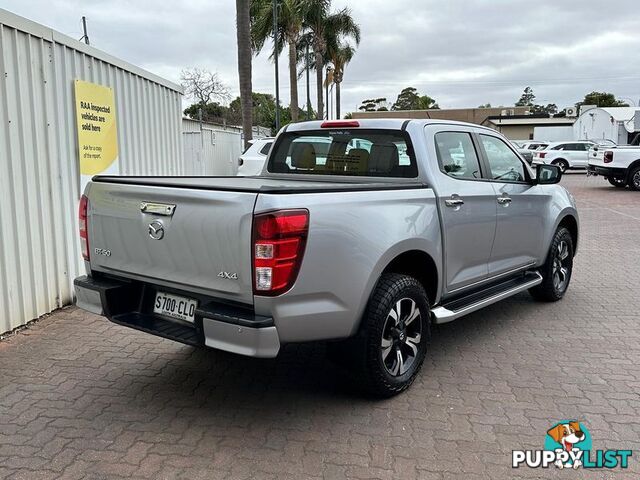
[512,420,632,470]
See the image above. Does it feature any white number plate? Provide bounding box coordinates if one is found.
[153,292,198,323]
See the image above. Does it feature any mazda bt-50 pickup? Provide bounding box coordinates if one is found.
[74,119,579,396]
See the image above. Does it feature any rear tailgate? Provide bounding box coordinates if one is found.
[86,180,256,305]
[588,147,607,167]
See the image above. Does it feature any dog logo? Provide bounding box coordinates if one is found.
[545,421,587,469]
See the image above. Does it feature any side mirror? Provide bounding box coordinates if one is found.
[536,164,562,184]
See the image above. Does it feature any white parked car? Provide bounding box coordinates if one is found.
[533,141,596,172]
[237,137,274,176]
[520,141,549,151]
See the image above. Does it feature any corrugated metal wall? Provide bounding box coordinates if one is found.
[182,119,243,176]
[0,9,184,334]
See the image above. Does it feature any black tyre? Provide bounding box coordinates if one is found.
[552,159,569,173]
[629,166,640,191]
[529,227,574,302]
[351,273,430,397]
[607,177,626,188]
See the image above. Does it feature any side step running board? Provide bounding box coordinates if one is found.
[431,271,543,324]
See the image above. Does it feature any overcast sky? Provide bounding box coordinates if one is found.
[3,0,640,115]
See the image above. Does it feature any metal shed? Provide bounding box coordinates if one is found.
[573,107,640,145]
[0,9,184,334]
[182,119,272,176]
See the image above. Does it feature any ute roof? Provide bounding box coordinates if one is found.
[284,118,496,133]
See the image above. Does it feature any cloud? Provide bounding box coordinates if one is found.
[4,0,640,115]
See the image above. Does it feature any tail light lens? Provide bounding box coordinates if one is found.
[252,209,309,295]
[604,151,614,163]
[321,120,359,128]
[538,152,547,159]
[79,195,89,261]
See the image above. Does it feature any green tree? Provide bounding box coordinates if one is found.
[478,103,492,108]
[183,102,227,123]
[391,87,439,111]
[251,0,306,122]
[515,86,536,107]
[227,92,308,135]
[303,1,360,119]
[578,91,629,107]
[531,103,558,115]
[326,40,357,119]
[236,0,253,149]
[417,94,439,110]
[358,97,388,112]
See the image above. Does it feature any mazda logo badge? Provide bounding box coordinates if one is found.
[148,221,165,240]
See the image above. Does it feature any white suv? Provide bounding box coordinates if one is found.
[533,141,596,172]
[237,137,274,176]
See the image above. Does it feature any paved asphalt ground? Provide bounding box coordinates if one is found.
[1,173,639,479]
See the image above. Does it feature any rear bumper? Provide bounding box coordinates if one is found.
[587,164,627,178]
[73,275,280,358]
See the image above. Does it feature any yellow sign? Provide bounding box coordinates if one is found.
[74,80,119,176]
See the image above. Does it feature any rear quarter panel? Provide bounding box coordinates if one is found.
[254,188,442,342]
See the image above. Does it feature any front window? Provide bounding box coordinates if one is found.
[267,130,417,177]
[480,135,526,182]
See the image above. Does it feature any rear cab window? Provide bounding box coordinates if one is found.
[259,142,273,156]
[434,132,482,180]
[267,129,418,177]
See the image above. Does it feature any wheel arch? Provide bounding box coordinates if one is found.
[557,214,579,256]
[625,159,640,183]
[380,250,439,306]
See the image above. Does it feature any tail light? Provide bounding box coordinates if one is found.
[79,195,89,261]
[538,152,547,159]
[604,151,614,163]
[252,209,309,295]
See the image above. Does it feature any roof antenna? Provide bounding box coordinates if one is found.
[79,16,90,45]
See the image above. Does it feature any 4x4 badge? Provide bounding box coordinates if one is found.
[218,271,238,280]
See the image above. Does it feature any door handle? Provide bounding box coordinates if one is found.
[445,197,464,208]
[497,196,512,205]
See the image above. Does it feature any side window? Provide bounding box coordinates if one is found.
[479,135,526,182]
[574,143,588,151]
[435,132,482,180]
[259,142,273,156]
[552,144,566,150]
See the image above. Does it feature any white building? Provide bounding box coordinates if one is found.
[573,107,640,145]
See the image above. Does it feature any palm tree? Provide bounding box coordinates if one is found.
[326,41,355,119]
[252,0,306,122]
[236,0,253,149]
[302,3,360,120]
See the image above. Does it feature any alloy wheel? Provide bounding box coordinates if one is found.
[380,298,422,377]
[552,240,570,293]
[633,170,640,189]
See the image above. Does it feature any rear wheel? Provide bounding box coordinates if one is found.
[607,177,626,188]
[351,273,430,397]
[529,227,574,302]
[552,159,569,173]
[629,166,640,191]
